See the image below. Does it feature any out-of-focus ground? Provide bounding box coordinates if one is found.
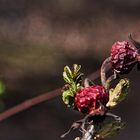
[0,0,140,140]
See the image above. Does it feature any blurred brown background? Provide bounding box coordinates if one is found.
[0,0,140,140]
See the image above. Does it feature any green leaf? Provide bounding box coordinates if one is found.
[63,71,71,83]
[0,81,5,95]
[75,73,84,84]
[62,90,74,105]
[70,82,77,92]
[63,64,83,85]
[106,78,129,108]
[94,121,125,139]
[73,64,81,77]
[64,66,73,80]
[62,64,84,106]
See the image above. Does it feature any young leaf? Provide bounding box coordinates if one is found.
[62,64,84,107]
[73,64,81,77]
[62,90,74,105]
[75,73,84,84]
[106,79,129,108]
[64,66,73,80]
[63,71,71,84]
[70,82,77,92]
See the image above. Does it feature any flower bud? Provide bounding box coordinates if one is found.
[111,41,138,74]
[74,85,109,114]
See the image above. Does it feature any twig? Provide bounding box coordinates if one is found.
[128,34,140,49]
[81,125,95,140]
[100,57,111,88]
[0,68,110,122]
[84,78,95,87]
[105,71,118,90]
[0,88,61,121]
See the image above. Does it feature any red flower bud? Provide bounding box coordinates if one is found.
[74,85,109,114]
[111,41,138,74]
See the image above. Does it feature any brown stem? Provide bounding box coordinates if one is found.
[128,34,140,49]
[84,78,95,87]
[81,125,95,140]
[0,69,107,122]
[100,57,111,88]
[0,88,61,121]
[105,71,118,90]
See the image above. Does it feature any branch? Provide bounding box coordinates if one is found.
[0,68,110,122]
[81,125,95,140]
[100,57,111,88]
[0,88,61,121]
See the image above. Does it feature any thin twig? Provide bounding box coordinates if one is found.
[128,34,140,49]
[100,57,111,88]
[105,71,118,90]
[84,78,95,87]
[81,125,95,140]
[0,68,110,122]
[0,88,61,121]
